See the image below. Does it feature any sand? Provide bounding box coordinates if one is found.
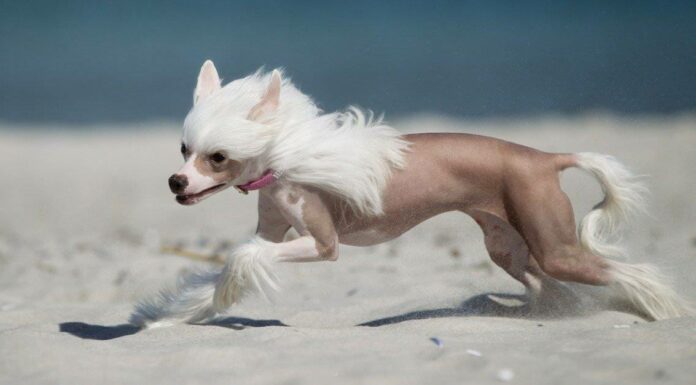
[0,114,694,384]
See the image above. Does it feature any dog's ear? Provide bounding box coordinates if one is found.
[194,60,221,105]
[248,70,282,121]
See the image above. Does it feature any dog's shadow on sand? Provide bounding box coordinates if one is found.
[358,292,534,327]
[59,322,141,340]
[58,317,287,341]
[203,316,288,330]
[59,292,550,340]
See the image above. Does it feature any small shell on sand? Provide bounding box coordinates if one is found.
[497,368,515,382]
[466,349,482,357]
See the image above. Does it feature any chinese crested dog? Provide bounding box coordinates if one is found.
[130,61,691,327]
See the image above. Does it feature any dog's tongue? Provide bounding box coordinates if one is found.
[236,169,277,192]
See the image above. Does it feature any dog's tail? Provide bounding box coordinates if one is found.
[129,236,279,328]
[573,152,646,259]
[570,152,692,320]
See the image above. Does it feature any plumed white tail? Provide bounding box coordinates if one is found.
[574,153,692,320]
[129,236,279,328]
[575,152,647,259]
[606,260,692,320]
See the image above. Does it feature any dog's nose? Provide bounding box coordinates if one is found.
[168,174,188,194]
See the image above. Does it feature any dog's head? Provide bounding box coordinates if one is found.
[168,60,314,205]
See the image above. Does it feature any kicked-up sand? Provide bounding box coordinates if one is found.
[0,114,694,384]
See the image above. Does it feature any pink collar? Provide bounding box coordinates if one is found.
[235,169,279,194]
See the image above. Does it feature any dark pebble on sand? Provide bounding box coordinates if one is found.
[430,337,443,347]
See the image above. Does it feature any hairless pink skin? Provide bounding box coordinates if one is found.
[255,132,610,293]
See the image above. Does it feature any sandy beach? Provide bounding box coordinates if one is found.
[0,114,694,384]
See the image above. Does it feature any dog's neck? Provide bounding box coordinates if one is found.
[235,169,282,194]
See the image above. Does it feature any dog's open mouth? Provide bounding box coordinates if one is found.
[176,183,228,205]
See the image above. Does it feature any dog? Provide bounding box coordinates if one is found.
[130,60,691,327]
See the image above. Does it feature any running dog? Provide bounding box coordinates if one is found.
[130,60,691,327]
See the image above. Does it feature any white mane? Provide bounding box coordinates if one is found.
[266,106,409,216]
[184,69,410,216]
[183,70,320,159]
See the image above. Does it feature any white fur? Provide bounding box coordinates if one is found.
[574,152,692,320]
[575,152,647,259]
[266,107,408,216]
[130,233,325,326]
[182,69,320,161]
[129,268,219,327]
[606,260,693,320]
[130,236,279,327]
[213,236,280,310]
[183,68,409,216]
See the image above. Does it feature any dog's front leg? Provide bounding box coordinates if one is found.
[256,185,338,262]
[213,185,338,310]
[268,184,339,263]
[271,235,337,263]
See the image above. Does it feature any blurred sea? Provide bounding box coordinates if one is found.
[1,0,695,125]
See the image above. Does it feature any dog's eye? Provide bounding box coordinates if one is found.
[180,143,187,155]
[211,152,226,163]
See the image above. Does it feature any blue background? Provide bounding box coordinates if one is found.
[1,0,695,124]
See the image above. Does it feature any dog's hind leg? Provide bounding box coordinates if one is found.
[468,209,574,308]
[505,153,691,319]
[469,209,530,285]
[505,175,612,286]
